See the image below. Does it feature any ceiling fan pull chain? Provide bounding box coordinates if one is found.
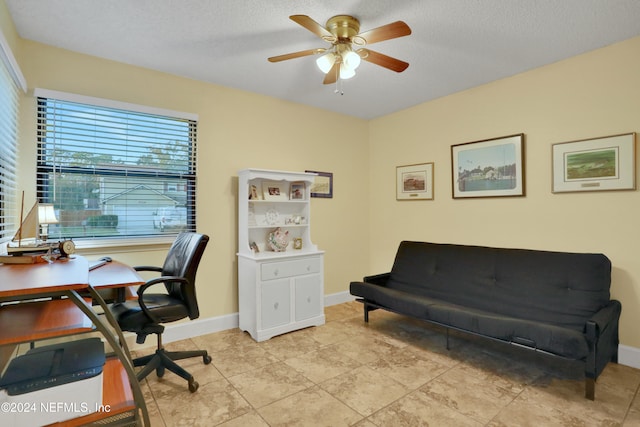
[335,77,344,95]
[333,65,344,95]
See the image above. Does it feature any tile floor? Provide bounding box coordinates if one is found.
[136,301,640,426]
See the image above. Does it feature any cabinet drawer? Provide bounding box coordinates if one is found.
[261,257,321,281]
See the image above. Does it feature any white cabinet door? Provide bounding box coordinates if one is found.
[294,274,322,321]
[261,279,290,329]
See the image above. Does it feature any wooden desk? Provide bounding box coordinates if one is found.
[89,260,144,289]
[0,256,149,426]
[0,256,89,298]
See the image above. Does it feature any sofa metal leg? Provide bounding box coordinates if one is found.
[585,378,595,400]
[364,303,370,323]
[446,328,450,350]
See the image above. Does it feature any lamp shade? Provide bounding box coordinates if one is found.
[342,50,361,70]
[316,53,336,73]
[339,64,356,79]
[38,203,58,224]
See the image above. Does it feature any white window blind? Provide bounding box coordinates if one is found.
[0,46,19,242]
[36,94,197,241]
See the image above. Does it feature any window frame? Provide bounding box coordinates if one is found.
[34,89,198,248]
[0,28,26,245]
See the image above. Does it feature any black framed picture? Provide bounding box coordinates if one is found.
[305,170,333,198]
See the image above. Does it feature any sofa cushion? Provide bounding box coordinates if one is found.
[427,302,589,359]
[350,280,589,359]
[350,281,435,319]
[386,241,611,331]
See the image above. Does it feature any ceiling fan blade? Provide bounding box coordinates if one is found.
[323,62,340,85]
[357,21,411,45]
[290,15,335,41]
[268,48,326,62]
[358,49,409,72]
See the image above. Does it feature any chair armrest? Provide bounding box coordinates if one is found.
[585,300,622,342]
[136,276,189,323]
[134,265,163,273]
[363,273,391,286]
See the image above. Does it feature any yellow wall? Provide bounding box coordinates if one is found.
[369,36,640,347]
[3,3,640,349]
[11,37,370,319]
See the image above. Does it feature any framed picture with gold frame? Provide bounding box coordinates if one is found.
[396,163,434,200]
[293,237,302,250]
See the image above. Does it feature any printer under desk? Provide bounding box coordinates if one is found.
[0,338,105,427]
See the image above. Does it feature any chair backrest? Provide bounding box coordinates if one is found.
[161,232,209,319]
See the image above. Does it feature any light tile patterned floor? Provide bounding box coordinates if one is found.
[136,301,640,426]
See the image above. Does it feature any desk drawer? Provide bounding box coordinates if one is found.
[261,257,321,281]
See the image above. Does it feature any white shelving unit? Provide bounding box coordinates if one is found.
[237,168,325,341]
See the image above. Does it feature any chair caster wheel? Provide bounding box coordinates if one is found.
[189,380,199,393]
[203,355,212,364]
[156,367,165,378]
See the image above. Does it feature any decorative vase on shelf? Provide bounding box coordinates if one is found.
[267,227,289,252]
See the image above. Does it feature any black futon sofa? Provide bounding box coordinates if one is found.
[350,241,621,400]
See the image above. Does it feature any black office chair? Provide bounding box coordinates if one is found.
[109,232,212,392]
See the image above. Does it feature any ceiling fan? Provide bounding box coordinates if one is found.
[268,15,411,84]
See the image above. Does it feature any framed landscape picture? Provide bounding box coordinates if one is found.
[552,133,636,193]
[306,170,333,198]
[451,134,525,199]
[396,163,434,200]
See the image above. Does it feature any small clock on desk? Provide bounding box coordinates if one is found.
[58,239,76,258]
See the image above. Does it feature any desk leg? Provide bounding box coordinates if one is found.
[85,287,134,361]
[66,290,150,427]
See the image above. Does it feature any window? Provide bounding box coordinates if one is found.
[0,31,24,243]
[35,90,197,243]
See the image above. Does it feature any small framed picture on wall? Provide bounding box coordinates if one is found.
[306,171,333,198]
[396,163,434,200]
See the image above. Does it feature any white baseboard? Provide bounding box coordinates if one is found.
[618,344,640,369]
[125,312,239,350]
[126,290,355,349]
[324,290,356,306]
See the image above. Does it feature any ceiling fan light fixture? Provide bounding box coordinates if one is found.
[316,52,336,73]
[271,14,411,86]
[342,50,361,71]
[339,63,356,79]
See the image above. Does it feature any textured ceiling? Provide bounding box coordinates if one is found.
[6,0,640,119]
